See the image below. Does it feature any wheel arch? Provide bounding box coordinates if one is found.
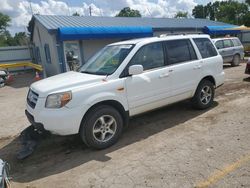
[79,100,129,133]
[200,75,216,86]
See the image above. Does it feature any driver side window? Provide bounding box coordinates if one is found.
[129,42,165,71]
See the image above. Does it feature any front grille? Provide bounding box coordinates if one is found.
[27,89,39,109]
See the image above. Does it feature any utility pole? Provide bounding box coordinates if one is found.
[89,6,92,16]
[29,0,33,15]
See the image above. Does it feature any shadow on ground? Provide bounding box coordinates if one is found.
[243,77,250,82]
[223,64,243,69]
[0,100,218,183]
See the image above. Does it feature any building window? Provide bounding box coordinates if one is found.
[35,47,41,63]
[44,44,51,64]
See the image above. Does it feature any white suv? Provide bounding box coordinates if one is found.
[26,34,224,149]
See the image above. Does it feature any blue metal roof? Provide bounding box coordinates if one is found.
[33,15,236,32]
[58,26,153,41]
[203,26,240,35]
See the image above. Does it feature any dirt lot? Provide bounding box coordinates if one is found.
[0,64,250,188]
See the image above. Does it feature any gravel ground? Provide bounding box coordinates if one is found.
[0,64,249,188]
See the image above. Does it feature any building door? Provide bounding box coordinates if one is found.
[64,41,82,71]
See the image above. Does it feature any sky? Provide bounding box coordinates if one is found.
[0,0,238,35]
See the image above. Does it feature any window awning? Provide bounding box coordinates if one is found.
[58,26,153,41]
[203,26,241,35]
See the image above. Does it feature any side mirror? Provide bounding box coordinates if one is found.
[128,65,143,76]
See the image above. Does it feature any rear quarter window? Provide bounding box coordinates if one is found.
[193,38,217,58]
[232,38,242,46]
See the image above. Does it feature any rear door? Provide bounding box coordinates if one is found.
[164,39,201,100]
[193,38,221,83]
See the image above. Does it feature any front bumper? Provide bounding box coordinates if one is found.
[25,110,45,132]
[26,100,89,136]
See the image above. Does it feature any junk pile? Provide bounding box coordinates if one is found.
[0,159,10,188]
[0,70,13,88]
[17,125,50,160]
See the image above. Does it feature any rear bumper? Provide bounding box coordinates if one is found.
[215,71,225,88]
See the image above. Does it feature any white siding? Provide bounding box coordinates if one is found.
[33,21,60,77]
[81,39,121,62]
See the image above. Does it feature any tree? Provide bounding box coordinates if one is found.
[13,32,29,46]
[116,7,141,17]
[192,5,206,19]
[72,12,80,16]
[175,11,188,18]
[216,1,248,25]
[0,13,11,34]
[192,0,250,25]
[246,0,250,6]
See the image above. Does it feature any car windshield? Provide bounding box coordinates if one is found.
[80,44,134,75]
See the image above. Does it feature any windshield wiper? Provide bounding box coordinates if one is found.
[80,71,96,75]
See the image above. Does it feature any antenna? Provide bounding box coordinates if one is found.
[29,0,33,15]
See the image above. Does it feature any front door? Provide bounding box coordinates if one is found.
[64,41,82,71]
[125,42,172,116]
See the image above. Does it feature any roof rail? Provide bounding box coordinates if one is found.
[158,33,203,38]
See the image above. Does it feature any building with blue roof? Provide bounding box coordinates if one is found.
[28,15,237,76]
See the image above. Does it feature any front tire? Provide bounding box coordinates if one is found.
[80,105,123,149]
[192,80,214,110]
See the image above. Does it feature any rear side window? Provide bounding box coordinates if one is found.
[223,39,234,48]
[215,40,224,49]
[129,42,164,71]
[165,39,197,65]
[193,38,217,58]
[232,38,242,46]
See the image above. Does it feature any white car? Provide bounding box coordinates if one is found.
[26,34,224,149]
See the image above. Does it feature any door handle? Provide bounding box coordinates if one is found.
[193,65,202,70]
[159,73,169,78]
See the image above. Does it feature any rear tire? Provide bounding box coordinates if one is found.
[79,105,123,149]
[192,80,215,110]
[231,54,240,67]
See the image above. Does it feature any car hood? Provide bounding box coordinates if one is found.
[30,71,105,97]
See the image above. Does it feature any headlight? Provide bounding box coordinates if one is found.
[45,91,72,108]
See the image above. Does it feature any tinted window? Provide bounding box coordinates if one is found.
[223,39,234,48]
[129,42,164,71]
[44,44,51,64]
[193,38,217,58]
[165,39,197,64]
[215,40,224,49]
[232,38,242,46]
[35,47,41,63]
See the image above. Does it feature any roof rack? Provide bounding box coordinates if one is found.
[158,33,204,38]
